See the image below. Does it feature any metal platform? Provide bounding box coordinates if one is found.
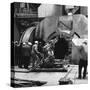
[11,65,88,87]
[30,68,67,72]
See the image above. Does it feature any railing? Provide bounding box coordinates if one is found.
[15,13,38,18]
[14,8,38,18]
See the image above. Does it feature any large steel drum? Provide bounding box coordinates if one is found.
[19,14,88,64]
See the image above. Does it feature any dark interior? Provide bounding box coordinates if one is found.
[54,38,69,59]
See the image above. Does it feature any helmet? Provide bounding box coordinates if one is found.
[23,42,26,45]
[28,42,32,45]
[68,12,73,15]
[35,41,38,44]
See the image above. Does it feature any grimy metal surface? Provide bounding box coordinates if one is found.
[12,65,88,86]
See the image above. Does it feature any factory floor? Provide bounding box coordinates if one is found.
[11,65,88,87]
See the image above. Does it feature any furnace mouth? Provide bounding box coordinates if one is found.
[54,38,70,59]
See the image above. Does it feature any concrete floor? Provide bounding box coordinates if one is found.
[12,65,88,86]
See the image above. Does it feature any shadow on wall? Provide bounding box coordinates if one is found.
[14,21,20,41]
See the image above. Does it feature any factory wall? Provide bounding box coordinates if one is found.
[14,20,20,41]
[38,4,63,17]
[80,6,88,16]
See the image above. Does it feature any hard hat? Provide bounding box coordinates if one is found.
[68,12,73,15]
[28,42,32,45]
[23,42,26,45]
[35,41,38,44]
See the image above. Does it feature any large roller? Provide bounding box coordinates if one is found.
[19,14,88,64]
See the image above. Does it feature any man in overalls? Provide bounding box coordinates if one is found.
[78,41,88,79]
[31,41,42,69]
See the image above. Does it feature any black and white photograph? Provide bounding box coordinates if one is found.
[11,2,88,88]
